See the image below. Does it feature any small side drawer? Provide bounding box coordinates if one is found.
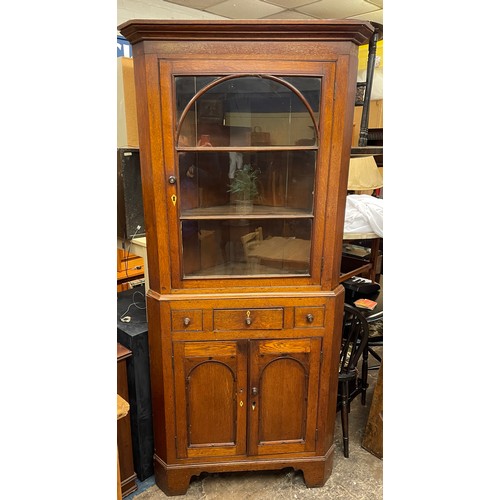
[294,306,325,328]
[214,308,283,331]
[171,310,203,331]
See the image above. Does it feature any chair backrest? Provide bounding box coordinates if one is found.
[339,303,370,375]
[241,227,263,260]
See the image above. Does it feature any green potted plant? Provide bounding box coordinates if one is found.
[228,164,260,213]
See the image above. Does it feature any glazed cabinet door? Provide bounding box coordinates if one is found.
[160,59,336,289]
[173,340,248,459]
[248,338,322,456]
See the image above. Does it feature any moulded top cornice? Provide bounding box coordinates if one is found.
[118,19,375,46]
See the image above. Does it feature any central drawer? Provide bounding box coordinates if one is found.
[213,308,284,330]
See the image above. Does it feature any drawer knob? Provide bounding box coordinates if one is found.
[183,317,191,326]
[245,310,252,325]
[306,313,314,323]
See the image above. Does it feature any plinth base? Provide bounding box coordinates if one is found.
[153,447,334,496]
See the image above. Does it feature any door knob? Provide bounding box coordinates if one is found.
[251,387,258,396]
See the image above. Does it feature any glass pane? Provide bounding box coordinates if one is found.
[181,219,312,277]
[176,76,320,147]
[179,150,316,214]
[282,77,321,112]
[176,76,221,147]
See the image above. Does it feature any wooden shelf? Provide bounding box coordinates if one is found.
[350,146,383,156]
[181,205,312,219]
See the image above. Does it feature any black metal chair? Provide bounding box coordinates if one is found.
[337,303,370,458]
[368,329,383,368]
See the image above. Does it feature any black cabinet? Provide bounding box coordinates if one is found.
[117,285,153,481]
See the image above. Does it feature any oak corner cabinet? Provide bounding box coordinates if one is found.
[118,19,374,496]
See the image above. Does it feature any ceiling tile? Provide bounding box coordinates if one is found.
[297,0,380,19]
[164,0,225,9]
[123,0,384,24]
[206,0,284,18]
[263,0,320,8]
[263,10,317,19]
[348,8,383,24]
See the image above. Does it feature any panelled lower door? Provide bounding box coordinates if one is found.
[248,337,321,455]
[173,340,248,458]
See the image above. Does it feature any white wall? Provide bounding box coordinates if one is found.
[118,0,224,28]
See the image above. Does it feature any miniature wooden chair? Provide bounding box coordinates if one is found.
[241,227,263,262]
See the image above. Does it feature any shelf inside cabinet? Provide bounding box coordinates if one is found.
[180,205,312,219]
[178,146,318,153]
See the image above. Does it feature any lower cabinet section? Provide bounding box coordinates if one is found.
[173,338,321,460]
[147,293,343,496]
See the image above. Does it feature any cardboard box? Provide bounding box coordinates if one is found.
[352,99,383,147]
[117,57,139,148]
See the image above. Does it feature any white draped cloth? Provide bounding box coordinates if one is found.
[343,194,383,237]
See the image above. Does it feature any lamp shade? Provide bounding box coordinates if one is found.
[347,156,383,191]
